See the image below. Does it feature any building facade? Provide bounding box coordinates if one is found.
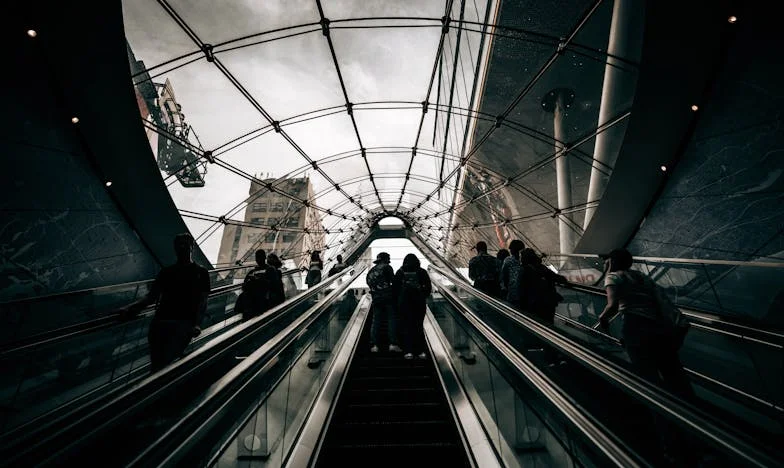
[217,177,325,273]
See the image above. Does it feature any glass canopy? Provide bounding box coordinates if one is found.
[122,0,643,267]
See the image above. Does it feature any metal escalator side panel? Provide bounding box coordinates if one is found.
[423,308,505,468]
[283,295,372,468]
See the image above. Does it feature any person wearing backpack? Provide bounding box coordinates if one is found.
[519,248,567,324]
[597,248,692,398]
[468,241,501,297]
[328,254,348,277]
[366,252,401,353]
[239,249,271,321]
[394,254,433,360]
[597,249,695,466]
[265,253,286,308]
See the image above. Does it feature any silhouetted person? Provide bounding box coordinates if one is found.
[496,248,510,264]
[394,254,432,360]
[120,233,210,373]
[328,254,348,277]
[265,253,285,308]
[305,251,323,288]
[597,248,695,466]
[240,249,270,321]
[500,240,524,306]
[468,241,501,297]
[366,252,401,353]
[519,248,567,324]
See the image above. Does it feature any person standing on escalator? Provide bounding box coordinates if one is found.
[120,233,210,373]
[265,253,285,308]
[238,249,270,321]
[394,253,432,360]
[500,239,525,306]
[366,252,401,353]
[468,241,501,297]
[597,248,695,466]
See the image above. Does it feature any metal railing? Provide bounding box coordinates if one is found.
[428,264,782,467]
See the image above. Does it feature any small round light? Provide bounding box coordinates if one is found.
[105,181,113,187]
[728,16,737,24]
[71,116,80,124]
[690,105,699,111]
[27,29,37,38]
[660,165,667,172]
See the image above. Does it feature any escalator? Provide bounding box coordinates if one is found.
[0,266,363,467]
[426,265,783,467]
[0,265,302,435]
[314,312,468,466]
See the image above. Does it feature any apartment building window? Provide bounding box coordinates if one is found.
[287,218,298,227]
[267,217,279,226]
[265,233,277,242]
[282,233,297,243]
[272,202,284,212]
[252,202,267,212]
[251,217,264,225]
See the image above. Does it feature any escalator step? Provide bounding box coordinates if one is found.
[316,443,469,468]
[331,420,454,444]
[342,402,446,422]
[344,387,438,404]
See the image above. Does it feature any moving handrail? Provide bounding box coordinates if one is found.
[124,267,366,467]
[0,267,299,356]
[561,281,784,350]
[546,252,784,269]
[0,267,354,466]
[429,265,782,467]
[434,281,646,467]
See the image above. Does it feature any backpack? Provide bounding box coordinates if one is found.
[367,264,393,298]
[624,270,690,344]
[522,265,560,312]
[401,270,423,294]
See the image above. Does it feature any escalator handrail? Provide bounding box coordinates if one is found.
[0,269,300,356]
[0,264,256,307]
[433,282,647,468]
[429,264,782,467]
[561,281,784,349]
[548,304,784,416]
[123,266,367,467]
[543,252,784,268]
[0,267,353,463]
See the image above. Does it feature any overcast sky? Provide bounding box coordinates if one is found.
[121,0,474,263]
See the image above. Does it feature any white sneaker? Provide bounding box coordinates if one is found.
[418,352,427,360]
[403,353,414,360]
[370,345,379,353]
[388,344,402,352]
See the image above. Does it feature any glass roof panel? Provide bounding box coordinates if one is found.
[322,0,446,19]
[123,0,200,65]
[217,33,345,118]
[168,0,320,45]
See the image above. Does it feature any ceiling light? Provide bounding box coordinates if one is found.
[728,16,737,23]
[690,105,698,111]
[71,116,80,124]
[660,166,667,172]
[105,181,113,187]
[27,29,37,38]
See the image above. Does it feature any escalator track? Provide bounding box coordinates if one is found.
[315,312,469,467]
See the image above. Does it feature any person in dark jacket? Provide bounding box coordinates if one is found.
[328,254,348,277]
[468,241,500,297]
[500,240,524,305]
[120,233,210,373]
[305,251,323,288]
[367,252,401,353]
[239,249,270,320]
[496,248,510,264]
[519,248,567,324]
[394,253,433,360]
[265,253,286,307]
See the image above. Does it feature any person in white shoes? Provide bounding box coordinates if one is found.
[393,254,432,360]
[366,252,402,353]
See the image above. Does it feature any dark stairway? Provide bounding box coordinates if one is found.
[315,308,470,467]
